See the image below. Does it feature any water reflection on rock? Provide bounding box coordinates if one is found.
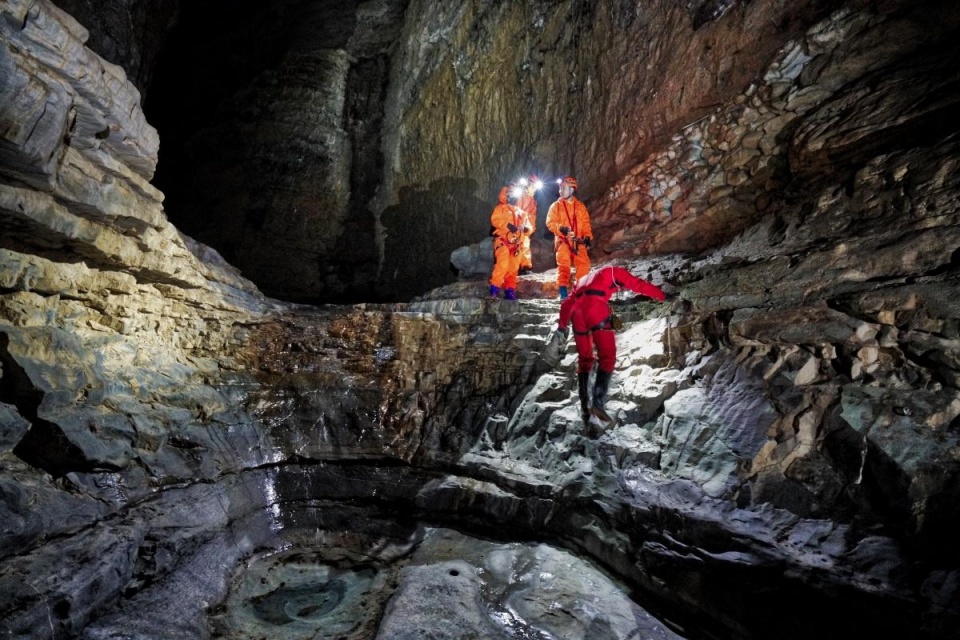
[210,532,403,639]
[209,525,686,640]
[380,528,686,640]
[213,559,382,638]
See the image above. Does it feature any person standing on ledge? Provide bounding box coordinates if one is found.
[516,175,540,275]
[545,176,593,299]
[555,265,666,429]
[489,186,530,300]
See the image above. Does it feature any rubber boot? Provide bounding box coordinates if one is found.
[577,372,590,420]
[591,370,613,423]
[559,286,568,300]
[504,288,516,300]
[489,284,500,298]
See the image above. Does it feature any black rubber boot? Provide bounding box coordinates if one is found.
[577,372,590,420]
[591,370,613,423]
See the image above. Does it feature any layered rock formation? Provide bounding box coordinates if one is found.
[1,1,959,640]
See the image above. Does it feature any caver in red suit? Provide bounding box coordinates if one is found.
[557,265,665,425]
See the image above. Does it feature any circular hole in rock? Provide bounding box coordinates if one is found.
[252,580,345,624]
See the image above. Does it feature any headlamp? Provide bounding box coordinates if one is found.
[515,176,544,192]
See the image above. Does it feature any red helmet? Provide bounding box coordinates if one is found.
[560,176,578,190]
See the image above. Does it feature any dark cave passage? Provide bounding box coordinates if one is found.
[145,0,398,305]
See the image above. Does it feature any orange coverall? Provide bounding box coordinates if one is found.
[489,187,529,291]
[517,190,536,271]
[545,195,593,288]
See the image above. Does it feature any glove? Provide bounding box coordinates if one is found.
[639,283,667,303]
[557,326,569,340]
[559,226,570,235]
[507,223,518,232]
[581,237,592,248]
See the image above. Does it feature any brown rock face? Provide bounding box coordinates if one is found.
[592,0,960,258]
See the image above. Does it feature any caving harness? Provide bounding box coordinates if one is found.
[570,268,625,334]
[557,199,580,256]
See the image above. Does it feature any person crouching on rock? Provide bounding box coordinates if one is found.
[555,265,666,429]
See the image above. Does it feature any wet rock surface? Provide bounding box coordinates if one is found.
[208,524,685,640]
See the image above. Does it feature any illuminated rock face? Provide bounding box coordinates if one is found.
[54,0,845,303]
[1,1,960,640]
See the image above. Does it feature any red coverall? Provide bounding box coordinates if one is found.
[558,266,665,374]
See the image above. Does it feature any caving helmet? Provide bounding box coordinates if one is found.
[559,176,578,193]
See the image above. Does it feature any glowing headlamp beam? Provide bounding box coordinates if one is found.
[515,177,544,192]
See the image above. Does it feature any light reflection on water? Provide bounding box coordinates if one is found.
[207,519,687,640]
[262,473,281,531]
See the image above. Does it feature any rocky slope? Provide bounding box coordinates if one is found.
[0,1,958,639]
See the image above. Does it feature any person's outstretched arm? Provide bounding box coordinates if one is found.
[615,268,666,302]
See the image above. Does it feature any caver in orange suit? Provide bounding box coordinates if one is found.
[545,176,592,299]
[516,180,537,273]
[557,265,665,426]
[489,187,530,300]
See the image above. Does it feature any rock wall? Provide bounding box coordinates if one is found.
[592,1,960,255]
[375,0,842,298]
[50,0,179,94]
[97,0,846,302]
[0,0,269,557]
[142,0,410,304]
[1,1,960,640]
